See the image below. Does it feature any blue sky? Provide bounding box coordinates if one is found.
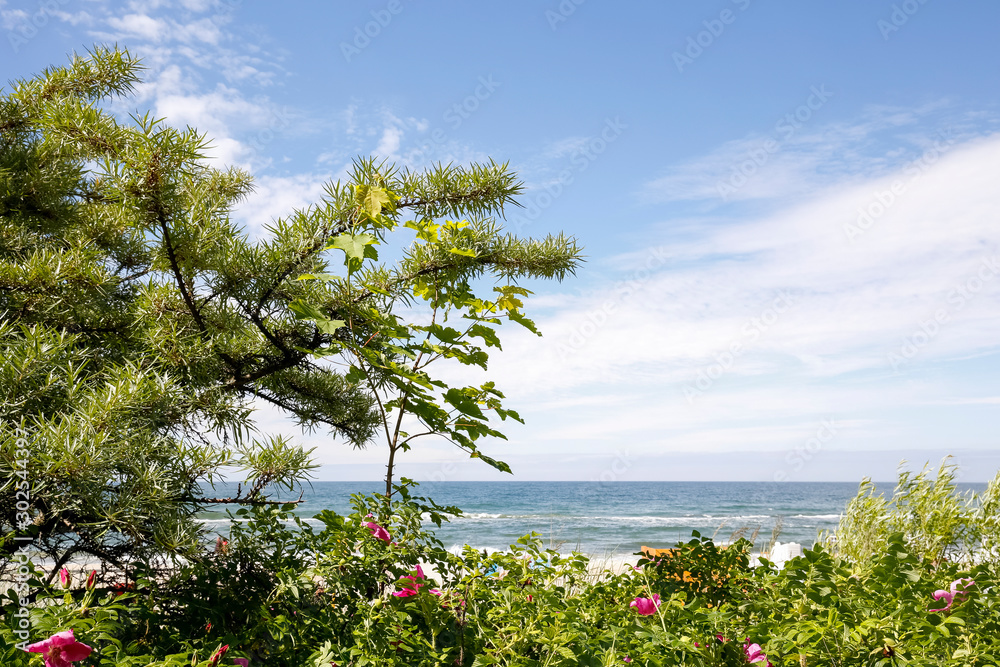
[5,0,1000,482]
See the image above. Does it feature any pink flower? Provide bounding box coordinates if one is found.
[630,594,661,615]
[59,568,70,589]
[929,577,975,613]
[392,565,441,597]
[85,570,96,590]
[392,587,419,598]
[207,644,229,667]
[24,629,92,667]
[365,521,391,543]
[233,660,249,667]
[744,640,772,666]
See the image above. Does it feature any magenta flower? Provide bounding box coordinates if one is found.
[85,570,96,591]
[24,629,92,667]
[743,640,773,666]
[392,587,419,598]
[58,568,70,589]
[392,565,441,597]
[929,577,975,613]
[207,644,229,667]
[365,521,391,543]
[233,660,249,667]
[630,594,661,615]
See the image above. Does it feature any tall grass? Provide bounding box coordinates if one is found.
[825,457,1000,567]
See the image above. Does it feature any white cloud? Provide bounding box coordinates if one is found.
[374,125,403,158]
[1,6,27,30]
[106,13,168,41]
[231,173,334,239]
[51,10,94,26]
[640,105,991,205]
[433,131,1000,456]
[178,0,215,11]
[176,17,221,44]
[240,125,1000,472]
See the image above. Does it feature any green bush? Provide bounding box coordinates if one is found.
[6,479,998,666]
[827,458,1000,567]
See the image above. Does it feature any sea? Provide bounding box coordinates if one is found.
[196,480,954,557]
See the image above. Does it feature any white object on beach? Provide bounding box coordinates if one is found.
[768,541,803,568]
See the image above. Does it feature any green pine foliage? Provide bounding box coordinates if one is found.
[0,46,581,583]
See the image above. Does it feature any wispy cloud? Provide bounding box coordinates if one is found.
[640,104,997,205]
[232,173,336,239]
[435,129,1000,457]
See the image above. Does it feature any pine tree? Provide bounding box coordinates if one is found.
[0,47,581,582]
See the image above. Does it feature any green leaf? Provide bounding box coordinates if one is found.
[421,324,463,345]
[355,184,393,218]
[315,319,346,334]
[345,365,367,384]
[330,232,376,257]
[288,299,345,333]
[508,310,541,336]
[448,247,477,257]
[404,219,440,242]
[468,323,502,349]
[295,273,340,282]
[288,300,328,321]
[445,388,486,420]
[475,452,512,474]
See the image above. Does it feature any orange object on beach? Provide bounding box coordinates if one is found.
[640,546,677,558]
[640,547,698,583]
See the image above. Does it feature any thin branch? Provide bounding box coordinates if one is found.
[396,430,448,450]
[155,206,207,333]
[237,385,361,438]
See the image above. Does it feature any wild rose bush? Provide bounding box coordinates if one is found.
[4,480,1000,667]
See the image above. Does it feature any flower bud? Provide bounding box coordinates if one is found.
[207,644,229,667]
[86,570,97,590]
[59,568,71,589]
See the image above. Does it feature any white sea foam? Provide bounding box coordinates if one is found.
[450,514,778,524]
